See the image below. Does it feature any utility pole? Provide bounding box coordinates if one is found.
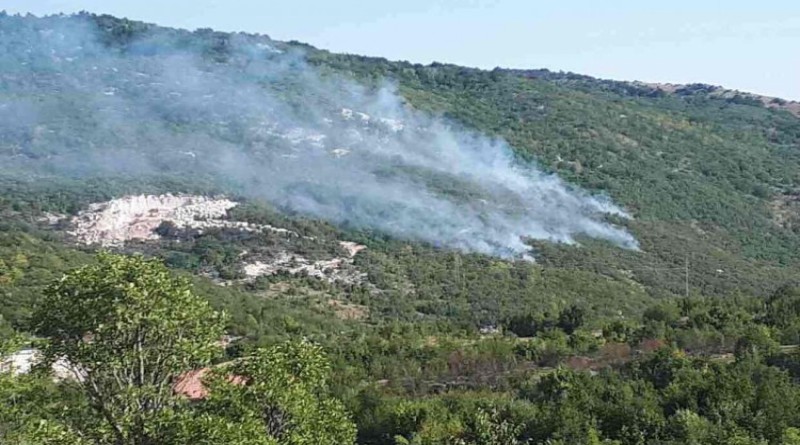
[453,253,462,294]
[684,255,689,298]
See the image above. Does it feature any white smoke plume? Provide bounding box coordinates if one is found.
[0,13,638,257]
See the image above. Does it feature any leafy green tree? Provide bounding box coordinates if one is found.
[0,331,85,444]
[455,408,525,445]
[734,325,780,362]
[630,347,690,390]
[665,410,712,445]
[32,253,226,445]
[0,253,26,286]
[765,285,800,329]
[764,285,800,343]
[182,339,357,445]
[783,427,800,445]
[503,314,541,338]
[557,305,585,335]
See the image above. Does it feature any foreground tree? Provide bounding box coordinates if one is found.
[178,340,357,445]
[25,253,357,444]
[33,253,226,445]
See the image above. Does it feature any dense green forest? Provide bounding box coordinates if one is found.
[3,12,800,444]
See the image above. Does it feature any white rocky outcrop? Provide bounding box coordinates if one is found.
[341,108,404,131]
[70,194,296,247]
[0,348,82,382]
[69,195,368,286]
[241,241,367,285]
[339,241,367,257]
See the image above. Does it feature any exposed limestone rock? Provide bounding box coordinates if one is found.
[339,241,367,257]
[69,194,296,247]
[241,240,367,285]
[0,348,82,382]
[69,195,367,286]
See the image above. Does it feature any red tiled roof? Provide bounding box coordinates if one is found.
[173,367,246,400]
[173,368,212,400]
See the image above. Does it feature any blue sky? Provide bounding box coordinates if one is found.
[6,1,799,100]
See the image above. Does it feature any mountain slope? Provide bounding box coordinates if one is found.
[2,11,800,326]
[309,48,800,293]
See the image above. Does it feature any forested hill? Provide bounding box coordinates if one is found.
[5,12,800,300]
[6,11,800,445]
[309,38,800,295]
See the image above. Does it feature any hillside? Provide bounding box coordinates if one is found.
[3,12,800,445]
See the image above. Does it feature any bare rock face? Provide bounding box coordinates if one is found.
[38,212,67,226]
[69,194,295,247]
[0,348,82,382]
[241,241,367,285]
[68,194,368,286]
[339,241,367,258]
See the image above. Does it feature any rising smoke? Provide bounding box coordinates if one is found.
[0,13,638,257]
